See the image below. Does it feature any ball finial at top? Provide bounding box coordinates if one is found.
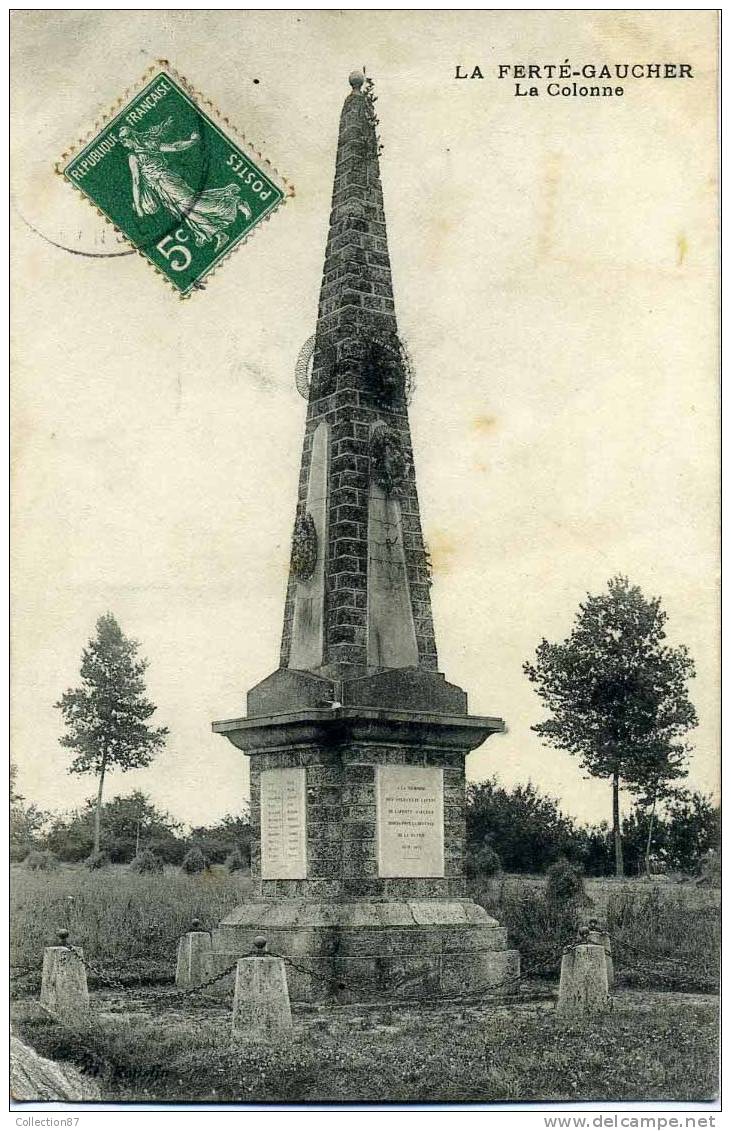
[349,70,365,90]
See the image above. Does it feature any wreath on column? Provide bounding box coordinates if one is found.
[290,512,318,581]
[370,422,407,496]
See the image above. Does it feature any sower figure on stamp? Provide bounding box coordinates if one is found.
[118,119,252,250]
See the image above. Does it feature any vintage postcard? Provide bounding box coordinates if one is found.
[10,9,719,1114]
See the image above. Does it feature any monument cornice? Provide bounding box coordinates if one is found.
[212,705,504,754]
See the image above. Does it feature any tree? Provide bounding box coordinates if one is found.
[93,790,182,862]
[10,761,21,807]
[620,790,719,875]
[55,614,168,854]
[45,792,184,863]
[45,808,96,862]
[662,790,720,873]
[466,777,581,872]
[10,762,48,861]
[188,810,252,865]
[524,576,697,876]
[633,778,683,877]
[49,791,183,863]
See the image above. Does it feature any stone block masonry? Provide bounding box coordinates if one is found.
[175,929,213,989]
[279,78,438,677]
[248,743,467,901]
[213,73,516,1003]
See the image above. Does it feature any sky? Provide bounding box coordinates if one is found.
[10,11,718,831]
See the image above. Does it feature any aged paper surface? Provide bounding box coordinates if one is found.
[11,9,718,822]
[10,9,719,1107]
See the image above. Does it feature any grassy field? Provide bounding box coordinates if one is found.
[10,864,252,988]
[11,864,719,993]
[472,874,720,993]
[10,863,719,1103]
[12,991,719,1103]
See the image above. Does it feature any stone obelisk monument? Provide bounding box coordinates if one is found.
[212,72,519,1002]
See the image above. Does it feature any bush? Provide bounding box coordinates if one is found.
[187,815,253,866]
[545,857,586,910]
[501,881,582,977]
[464,842,502,878]
[225,848,245,873]
[181,847,209,874]
[85,850,110,871]
[466,778,584,873]
[44,792,186,864]
[129,850,163,874]
[44,814,94,862]
[144,836,187,866]
[24,849,58,871]
[470,875,719,990]
[697,850,721,889]
[10,843,30,863]
[471,868,589,978]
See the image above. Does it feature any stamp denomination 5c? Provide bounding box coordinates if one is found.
[59,64,289,296]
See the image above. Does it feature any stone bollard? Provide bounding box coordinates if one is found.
[587,918,614,991]
[40,931,89,1022]
[175,919,213,989]
[557,940,609,1020]
[231,937,293,1043]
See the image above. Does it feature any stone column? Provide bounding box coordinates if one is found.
[175,923,213,989]
[211,72,519,1004]
[557,943,610,1019]
[232,953,293,1043]
[587,920,614,991]
[40,944,89,1022]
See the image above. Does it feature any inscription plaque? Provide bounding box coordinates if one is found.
[376,765,444,878]
[260,767,307,880]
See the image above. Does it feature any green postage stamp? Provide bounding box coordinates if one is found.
[60,65,288,295]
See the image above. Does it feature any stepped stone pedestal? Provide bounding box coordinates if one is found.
[211,670,520,1002]
[213,900,517,1003]
[211,72,519,1002]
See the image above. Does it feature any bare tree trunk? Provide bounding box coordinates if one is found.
[644,796,657,877]
[613,770,624,877]
[93,757,107,856]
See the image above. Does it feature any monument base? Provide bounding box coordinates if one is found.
[213,673,518,1003]
[202,899,520,1003]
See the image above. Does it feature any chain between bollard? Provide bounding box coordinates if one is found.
[612,936,690,964]
[76,952,129,993]
[144,958,243,1002]
[261,943,524,1004]
[20,927,547,1014]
